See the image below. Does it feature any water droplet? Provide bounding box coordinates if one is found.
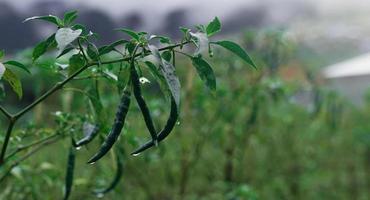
[89,162,96,165]
[176,121,181,125]
[132,153,141,157]
[96,193,104,198]
[75,146,82,150]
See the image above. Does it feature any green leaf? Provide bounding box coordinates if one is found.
[206,17,221,37]
[0,50,4,60]
[87,43,99,61]
[195,25,206,33]
[56,28,82,50]
[68,54,86,76]
[180,27,191,35]
[87,87,106,125]
[214,40,256,69]
[149,35,171,44]
[0,63,5,79]
[98,40,128,56]
[161,51,172,62]
[57,47,75,58]
[190,32,209,56]
[64,10,78,25]
[23,15,63,27]
[191,56,216,91]
[32,34,56,61]
[148,45,181,108]
[71,24,87,35]
[116,28,140,40]
[3,60,31,74]
[3,69,22,99]
[144,61,169,97]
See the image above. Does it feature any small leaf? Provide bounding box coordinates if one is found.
[161,51,172,62]
[214,40,256,69]
[195,25,206,33]
[57,47,75,58]
[206,17,221,37]
[32,34,56,61]
[23,15,63,26]
[116,28,140,40]
[68,54,86,76]
[0,63,5,79]
[87,43,99,61]
[149,35,171,44]
[63,10,78,25]
[87,87,106,124]
[71,24,87,35]
[190,32,209,56]
[144,61,169,96]
[191,57,216,91]
[56,28,82,51]
[148,45,181,108]
[3,61,31,74]
[98,40,128,56]
[3,69,22,99]
[0,50,4,60]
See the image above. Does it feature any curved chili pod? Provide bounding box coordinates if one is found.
[130,62,158,144]
[93,147,124,195]
[131,97,178,155]
[87,87,131,164]
[75,124,100,147]
[63,146,76,200]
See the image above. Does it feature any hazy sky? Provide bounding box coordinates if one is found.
[5,0,370,18]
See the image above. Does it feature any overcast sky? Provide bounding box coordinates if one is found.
[4,0,370,19]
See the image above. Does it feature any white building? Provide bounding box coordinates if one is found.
[323,53,370,105]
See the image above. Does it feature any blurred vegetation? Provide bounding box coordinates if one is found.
[1,30,370,200]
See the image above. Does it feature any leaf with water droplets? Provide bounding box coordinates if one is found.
[148,45,181,108]
[56,28,82,51]
[190,32,209,56]
[0,63,5,80]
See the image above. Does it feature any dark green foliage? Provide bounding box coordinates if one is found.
[191,56,217,91]
[214,40,256,68]
[32,34,56,61]
[0,10,258,199]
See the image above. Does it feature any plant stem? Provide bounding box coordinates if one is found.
[0,106,12,119]
[0,135,61,183]
[14,63,93,119]
[0,120,16,165]
[5,132,60,161]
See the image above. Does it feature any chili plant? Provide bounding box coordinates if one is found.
[0,10,255,198]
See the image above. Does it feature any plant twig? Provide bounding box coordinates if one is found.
[0,120,16,165]
[5,132,60,161]
[0,106,12,119]
[0,136,61,183]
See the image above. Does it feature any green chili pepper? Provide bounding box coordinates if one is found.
[87,87,131,164]
[63,146,76,200]
[130,60,158,145]
[131,96,177,155]
[93,147,124,195]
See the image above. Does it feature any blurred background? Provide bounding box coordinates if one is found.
[0,0,370,199]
